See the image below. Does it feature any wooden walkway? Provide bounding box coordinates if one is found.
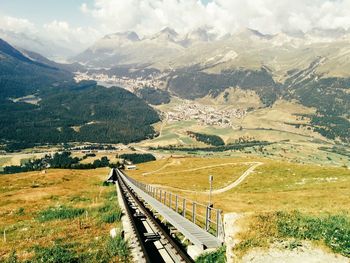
[117,169,222,249]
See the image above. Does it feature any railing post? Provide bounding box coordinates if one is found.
[192,202,196,223]
[175,195,178,213]
[169,193,172,208]
[160,190,162,201]
[164,191,167,204]
[205,206,210,231]
[216,209,220,237]
[182,199,186,217]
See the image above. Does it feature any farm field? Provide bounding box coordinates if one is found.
[0,168,128,262]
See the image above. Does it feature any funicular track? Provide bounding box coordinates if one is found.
[117,171,195,263]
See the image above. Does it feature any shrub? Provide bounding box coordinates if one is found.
[16,207,25,216]
[195,246,226,263]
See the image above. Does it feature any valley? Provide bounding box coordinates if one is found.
[0,19,349,263]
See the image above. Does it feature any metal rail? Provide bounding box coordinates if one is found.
[118,171,195,263]
[120,170,225,241]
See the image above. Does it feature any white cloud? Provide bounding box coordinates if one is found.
[0,16,102,59]
[2,0,350,59]
[81,0,350,36]
[43,20,100,46]
[0,16,36,34]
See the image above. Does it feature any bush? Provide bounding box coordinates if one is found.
[195,246,226,263]
[37,206,85,222]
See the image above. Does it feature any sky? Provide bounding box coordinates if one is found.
[1,0,350,57]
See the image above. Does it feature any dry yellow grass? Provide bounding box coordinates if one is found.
[127,157,252,191]
[128,157,350,214]
[0,168,117,261]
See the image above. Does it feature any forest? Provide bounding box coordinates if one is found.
[150,141,272,152]
[187,131,225,146]
[1,152,116,174]
[0,39,160,151]
[119,153,156,164]
[0,83,160,151]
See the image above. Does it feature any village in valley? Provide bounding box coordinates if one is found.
[167,102,246,127]
[74,72,165,92]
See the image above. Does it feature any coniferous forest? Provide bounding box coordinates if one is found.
[0,39,160,151]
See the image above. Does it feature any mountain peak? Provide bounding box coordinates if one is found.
[150,27,179,42]
[235,28,273,40]
[104,31,140,42]
[160,27,178,36]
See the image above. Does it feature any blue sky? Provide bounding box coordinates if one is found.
[0,0,94,26]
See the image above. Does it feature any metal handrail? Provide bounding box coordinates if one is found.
[120,170,225,240]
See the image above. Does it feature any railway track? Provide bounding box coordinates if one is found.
[117,172,195,263]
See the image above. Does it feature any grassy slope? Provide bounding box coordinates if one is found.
[0,168,126,261]
[128,157,350,259]
[128,157,350,214]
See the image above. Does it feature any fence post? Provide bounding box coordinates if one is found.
[175,195,178,213]
[182,199,186,217]
[160,190,162,201]
[169,193,172,208]
[192,202,196,223]
[164,191,167,204]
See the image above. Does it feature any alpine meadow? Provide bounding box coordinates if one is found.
[0,1,349,263]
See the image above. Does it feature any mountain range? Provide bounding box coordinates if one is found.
[73,27,349,143]
[0,26,349,148]
[74,27,350,80]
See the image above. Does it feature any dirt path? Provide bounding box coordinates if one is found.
[211,162,263,194]
[149,162,263,194]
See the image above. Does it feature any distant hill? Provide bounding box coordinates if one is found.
[0,39,160,151]
[0,38,72,99]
